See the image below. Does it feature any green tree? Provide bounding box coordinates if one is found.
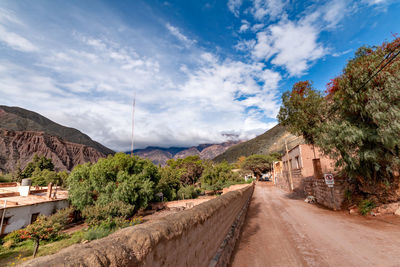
[200,161,241,191]
[316,38,400,198]
[18,208,72,257]
[67,153,160,216]
[166,156,204,185]
[30,168,66,186]
[22,154,54,178]
[156,166,182,201]
[241,154,278,180]
[277,80,327,146]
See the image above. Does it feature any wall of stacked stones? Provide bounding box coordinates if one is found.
[312,179,352,210]
[276,170,350,210]
[22,184,254,267]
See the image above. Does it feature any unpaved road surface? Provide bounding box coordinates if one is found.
[230,183,400,267]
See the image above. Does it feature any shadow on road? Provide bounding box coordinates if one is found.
[283,190,305,200]
[229,201,262,265]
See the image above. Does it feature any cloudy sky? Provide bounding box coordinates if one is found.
[0,0,399,151]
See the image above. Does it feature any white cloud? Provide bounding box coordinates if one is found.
[0,5,282,151]
[363,0,389,5]
[227,0,243,17]
[251,0,287,21]
[0,25,37,52]
[252,19,326,76]
[166,23,196,47]
[239,20,250,32]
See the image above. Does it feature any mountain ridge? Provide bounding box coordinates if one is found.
[213,124,304,163]
[0,105,114,155]
[132,140,243,165]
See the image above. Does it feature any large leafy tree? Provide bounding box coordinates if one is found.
[67,153,160,212]
[22,154,54,178]
[317,38,400,198]
[166,156,204,185]
[277,80,327,145]
[200,161,241,191]
[277,37,400,200]
[241,154,279,180]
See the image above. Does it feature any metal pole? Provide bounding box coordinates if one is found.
[285,140,294,191]
[0,200,7,234]
[130,93,136,157]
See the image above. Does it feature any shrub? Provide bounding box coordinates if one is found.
[200,161,242,191]
[84,226,113,241]
[68,153,159,212]
[82,201,135,226]
[177,185,200,199]
[156,166,182,201]
[359,199,376,215]
[21,215,64,257]
[2,229,25,248]
[49,207,74,226]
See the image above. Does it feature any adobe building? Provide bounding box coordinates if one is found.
[0,182,68,235]
[276,144,336,193]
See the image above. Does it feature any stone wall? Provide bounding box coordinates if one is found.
[312,179,352,210]
[276,169,351,210]
[22,184,254,267]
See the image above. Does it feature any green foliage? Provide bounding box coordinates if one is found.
[319,39,400,184]
[241,154,278,180]
[156,166,182,201]
[81,201,135,226]
[278,81,327,145]
[84,226,113,241]
[0,173,12,183]
[22,155,54,179]
[30,168,67,187]
[358,199,376,215]
[278,38,400,199]
[48,207,74,226]
[177,185,200,199]
[2,230,25,248]
[68,153,159,217]
[166,156,204,185]
[200,161,242,191]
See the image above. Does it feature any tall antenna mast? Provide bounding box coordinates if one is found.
[130,93,136,157]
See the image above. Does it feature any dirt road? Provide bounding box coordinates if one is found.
[230,183,400,267]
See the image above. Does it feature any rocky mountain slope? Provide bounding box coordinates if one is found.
[0,105,114,155]
[0,129,107,172]
[213,124,304,163]
[134,141,242,165]
[0,105,114,173]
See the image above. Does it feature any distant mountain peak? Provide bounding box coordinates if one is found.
[132,140,243,165]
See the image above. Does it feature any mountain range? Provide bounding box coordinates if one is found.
[132,140,242,165]
[0,105,304,173]
[0,105,114,173]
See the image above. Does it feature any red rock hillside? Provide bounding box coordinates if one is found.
[0,129,107,173]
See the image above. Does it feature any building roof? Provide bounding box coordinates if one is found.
[0,183,68,208]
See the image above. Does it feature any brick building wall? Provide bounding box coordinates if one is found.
[277,144,351,210]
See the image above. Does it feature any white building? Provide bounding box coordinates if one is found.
[0,182,69,235]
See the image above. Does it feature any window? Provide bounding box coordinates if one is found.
[31,213,40,224]
[1,217,10,235]
[295,156,300,169]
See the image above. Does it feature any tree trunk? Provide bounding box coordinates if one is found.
[33,239,39,258]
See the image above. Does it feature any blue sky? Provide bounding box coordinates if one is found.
[0,0,399,151]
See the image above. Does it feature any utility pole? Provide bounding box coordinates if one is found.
[130,94,136,157]
[285,140,294,191]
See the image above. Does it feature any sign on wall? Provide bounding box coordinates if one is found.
[324,173,334,187]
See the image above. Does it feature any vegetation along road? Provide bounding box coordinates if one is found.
[231,183,400,267]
